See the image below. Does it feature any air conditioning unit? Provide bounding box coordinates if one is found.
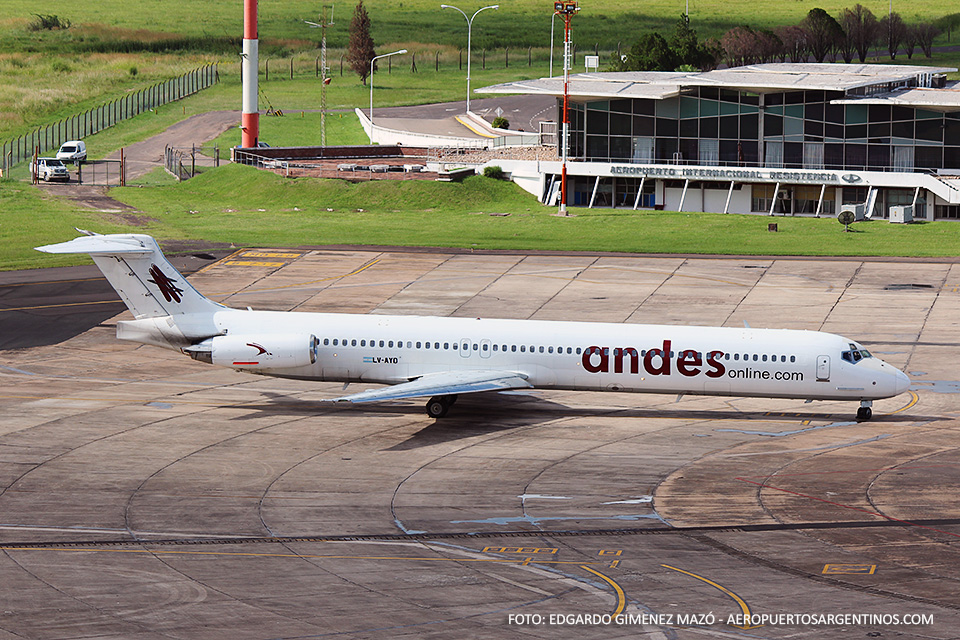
[840,204,865,221]
[889,205,913,223]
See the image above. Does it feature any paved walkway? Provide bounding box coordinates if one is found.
[104,109,238,180]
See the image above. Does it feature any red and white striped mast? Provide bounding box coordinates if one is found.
[554,1,578,216]
[241,0,260,148]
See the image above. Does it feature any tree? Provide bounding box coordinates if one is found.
[801,8,843,63]
[612,15,718,73]
[880,12,907,59]
[839,4,880,63]
[903,24,918,59]
[754,29,784,62]
[348,0,376,85]
[915,22,941,57]
[671,14,716,70]
[774,25,808,63]
[721,26,759,67]
[623,33,678,71]
[834,20,855,63]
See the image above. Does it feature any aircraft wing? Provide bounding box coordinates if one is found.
[331,370,532,403]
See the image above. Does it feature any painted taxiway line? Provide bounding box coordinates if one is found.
[661,564,762,630]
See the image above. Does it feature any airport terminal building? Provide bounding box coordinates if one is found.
[479,63,960,219]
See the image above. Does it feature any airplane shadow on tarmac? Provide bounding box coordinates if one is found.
[224,391,934,449]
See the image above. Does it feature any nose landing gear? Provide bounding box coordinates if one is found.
[426,394,458,419]
[857,400,873,421]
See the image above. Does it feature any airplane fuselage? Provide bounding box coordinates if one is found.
[190,309,906,402]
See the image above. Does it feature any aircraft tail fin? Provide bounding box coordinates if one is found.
[35,233,223,319]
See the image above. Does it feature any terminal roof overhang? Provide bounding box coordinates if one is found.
[478,63,960,110]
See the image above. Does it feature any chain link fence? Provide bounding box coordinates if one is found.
[165,144,221,181]
[1,63,219,174]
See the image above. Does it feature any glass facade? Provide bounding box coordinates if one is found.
[567,88,960,172]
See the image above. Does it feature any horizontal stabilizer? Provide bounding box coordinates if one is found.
[35,235,153,255]
[331,370,532,403]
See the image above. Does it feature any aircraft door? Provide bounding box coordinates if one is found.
[816,355,830,381]
[480,339,491,358]
[460,339,472,358]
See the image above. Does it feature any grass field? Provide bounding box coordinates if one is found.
[9,163,957,272]
[1,0,956,52]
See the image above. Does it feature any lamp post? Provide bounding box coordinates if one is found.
[549,12,556,77]
[368,49,407,143]
[554,1,579,217]
[441,4,498,114]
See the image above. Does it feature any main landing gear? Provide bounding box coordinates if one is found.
[426,394,458,419]
[857,400,873,421]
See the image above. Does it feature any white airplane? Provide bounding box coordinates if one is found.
[36,232,910,420]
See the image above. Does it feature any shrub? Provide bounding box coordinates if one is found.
[492,116,510,129]
[483,166,505,180]
[28,14,71,31]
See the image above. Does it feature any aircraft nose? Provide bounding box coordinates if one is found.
[895,369,910,395]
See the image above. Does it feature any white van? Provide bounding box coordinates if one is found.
[31,158,70,182]
[56,140,87,163]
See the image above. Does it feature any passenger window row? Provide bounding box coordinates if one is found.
[321,337,584,354]
[321,338,796,363]
[605,348,797,364]
[723,353,796,363]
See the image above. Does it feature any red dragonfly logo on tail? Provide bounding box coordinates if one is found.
[147,264,185,303]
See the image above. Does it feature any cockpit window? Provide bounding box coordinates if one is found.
[841,348,872,364]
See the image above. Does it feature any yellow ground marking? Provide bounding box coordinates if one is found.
[455,115,499,138]
[598,549,623,556]
[482,547,558,554]
[0,546,612,568]
[661,564,762,630]
[581,566,627,616]
[885,390,919,415]
[240,252,304,259]
[194,247,247,275]
[224,261,288,268]
[822,564,876,575]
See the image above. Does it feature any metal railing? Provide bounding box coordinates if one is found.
[1,64,219,172]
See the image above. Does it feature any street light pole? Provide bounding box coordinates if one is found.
[441,4,498,114]
[368,49,407,144]
[549,12,556,77]
[554,1,579,217]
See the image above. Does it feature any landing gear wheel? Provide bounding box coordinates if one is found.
[426,397,450,419]
[857,406,873,421]
[425,395,458,419]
